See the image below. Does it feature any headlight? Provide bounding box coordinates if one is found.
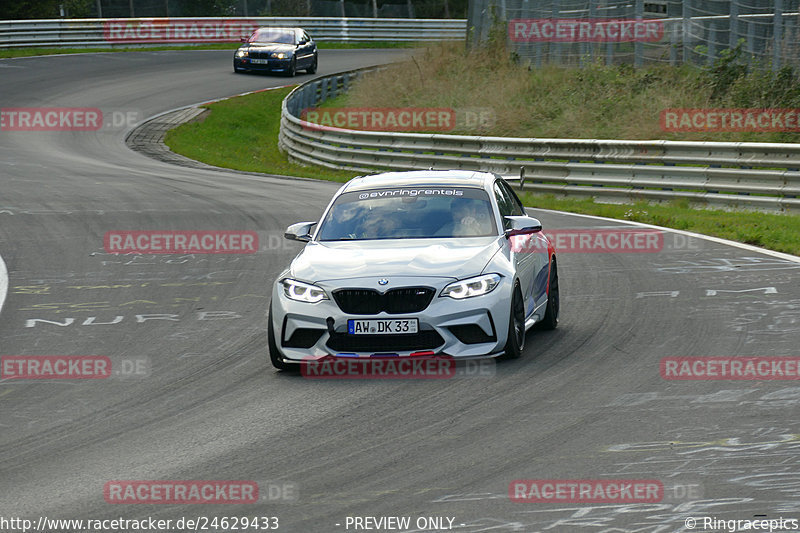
[236,49,248,57]
[274,52,288,59]
[440,273,502,299]
[281,278,328,303]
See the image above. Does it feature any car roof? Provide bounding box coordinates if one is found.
[254,27,301,33]
[342,170,495,193]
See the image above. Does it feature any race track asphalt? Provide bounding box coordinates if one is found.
[1,48,800,533]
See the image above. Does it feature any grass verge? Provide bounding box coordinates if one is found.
[164,85,800,256]
[0,41,418,59]
[164,86,357,182]
[519,194,800,256]
[334,42,800,143]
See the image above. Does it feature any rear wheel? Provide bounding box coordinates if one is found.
[500,283,525,359]
[268,303,294,371]
[539,257,559,330]
[306,54,318,74]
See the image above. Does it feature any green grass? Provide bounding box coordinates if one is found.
[335,42,800,143]
[165,85,800,256]
[519,193,800,256]
[164,86,357,182]
[0,41,418,59]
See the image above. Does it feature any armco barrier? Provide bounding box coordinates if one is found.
[279,68,800,213]
[0,17,465,49]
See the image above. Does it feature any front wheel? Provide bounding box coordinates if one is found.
[285,58,296,77]
[500,283,525,359]
[539,257,559,330]
[268,303,294,371]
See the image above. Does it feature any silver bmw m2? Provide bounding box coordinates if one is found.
[268,170,559,370]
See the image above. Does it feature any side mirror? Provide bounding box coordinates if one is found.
[298,39,308,45]
[284,221,317,242]
[240,36,248,43]
[504,216,542,238]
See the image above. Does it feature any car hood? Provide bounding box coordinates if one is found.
[242,43,295,53]
[289,238,502,282]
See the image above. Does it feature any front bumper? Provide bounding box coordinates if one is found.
[270,276,513,362]
[234,57,292,72]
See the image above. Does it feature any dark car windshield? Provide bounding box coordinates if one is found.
[249,29,295,44]
[316,187,497,241]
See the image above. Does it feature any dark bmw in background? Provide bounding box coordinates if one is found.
[234,27,317,76]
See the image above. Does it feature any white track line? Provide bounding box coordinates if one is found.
[530,207,800,263]
[0,252,7,316]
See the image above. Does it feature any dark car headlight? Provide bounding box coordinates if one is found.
[440,274,502,299]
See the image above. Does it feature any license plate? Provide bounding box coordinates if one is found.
[250,58,270,64]
[348,319,418,335]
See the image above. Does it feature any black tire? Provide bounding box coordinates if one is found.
[285,58,296,77]
[306,54,317,74]
[539,257,559,330]
[500,282,525,359]
[268,303,294,371]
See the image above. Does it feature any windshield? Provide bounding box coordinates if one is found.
[316,187,497,241]
[249,29,295,44]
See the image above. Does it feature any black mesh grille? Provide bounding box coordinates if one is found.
[283,328,325,349]
[448,324,496,345]
[326,330,444,353]
[249,50,270,59]
[333,289,382,314]
[333,287,435,315]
